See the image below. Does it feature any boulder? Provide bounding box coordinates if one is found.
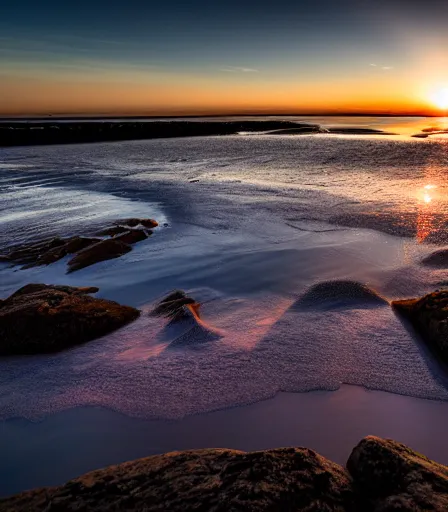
[0,284,139,355]
[0,447,353,511]
[347,436,448,511]
[152,290,198,320]
[67,239,132,273]
[114,229,148,245]
[392,290,448,363]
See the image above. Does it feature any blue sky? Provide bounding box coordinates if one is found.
[1,0,447,114]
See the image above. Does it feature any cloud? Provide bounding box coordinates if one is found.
[220,66,259,73]
[369,63,393,71]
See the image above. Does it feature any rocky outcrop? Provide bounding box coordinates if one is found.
[115,229,149,245]
[0,219,158,272]
[30,236,101,267]
[0,447,353,511]
[3,437,448,511]
[152,291,222,346]
[392,290,448,364]
[67,239,132,273]
[3,237,67,265]
[347,436,448,511]
[0,284,139,355]
[152,290,198,320]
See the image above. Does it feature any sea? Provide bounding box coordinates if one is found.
[0,116,447,495]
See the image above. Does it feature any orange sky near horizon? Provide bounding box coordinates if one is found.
[1,69,446,117]
[2,0,448,117]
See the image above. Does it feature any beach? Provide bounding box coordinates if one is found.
[1,116,447,496]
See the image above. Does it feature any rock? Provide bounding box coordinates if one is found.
[4,436,448,510]
[67,239,132,273]
[392,290,448,363]
[118,217,141,227]
[140,218,159,229]
[421,248,448,268]
[64,236,101,254]
[7,237,66,264]
[152,290,198,320]
[95,225,129,237]
[116,218,159,229]
[0,447,353,511]
[30,237,99,267]
[2,221,155,270]
[0,284,139,355]
[114,229,148,245]
[347,436,448,511]
[32,245,69,266]
[5,237,100,268]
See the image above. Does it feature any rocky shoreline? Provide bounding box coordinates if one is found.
[1,436,447,511]
[0,217,159,272]
[0,120,400,147]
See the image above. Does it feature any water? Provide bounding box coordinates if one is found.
[1,118,447,422]
[0,116,448,495]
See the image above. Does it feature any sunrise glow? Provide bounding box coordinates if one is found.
[430,88,448,111]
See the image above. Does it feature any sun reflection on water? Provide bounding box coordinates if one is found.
[416,183,444,243]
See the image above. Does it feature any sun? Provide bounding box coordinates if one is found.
[430,87,448,110]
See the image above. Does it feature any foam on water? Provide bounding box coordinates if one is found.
[0,125,447,420]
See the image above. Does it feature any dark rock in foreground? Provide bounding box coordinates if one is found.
[392,290,448,364]
[347,436,448,511]
[0,447,353,512]
[2,436,448,511]
[0,284,139,355]
[67,239,132,272]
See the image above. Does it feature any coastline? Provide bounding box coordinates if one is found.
[1,115,446,147]
[1,123,447,505]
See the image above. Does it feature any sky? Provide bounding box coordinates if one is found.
[1,0,448,116]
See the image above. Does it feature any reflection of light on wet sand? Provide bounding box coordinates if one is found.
[215,297,295,351]
[416,183,442,243]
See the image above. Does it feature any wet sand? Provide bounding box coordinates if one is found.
[1,124,447,498]
[2,384,448,497]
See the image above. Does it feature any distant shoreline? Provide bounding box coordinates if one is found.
[0,119,401,147]
[0,113,437,121]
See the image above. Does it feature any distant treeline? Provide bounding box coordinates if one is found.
[0,121,319,147]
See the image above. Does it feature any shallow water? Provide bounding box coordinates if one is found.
[0,119,447,494]
[2,385,448,497]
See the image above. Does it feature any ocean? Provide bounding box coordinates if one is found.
[0,116,447,494]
